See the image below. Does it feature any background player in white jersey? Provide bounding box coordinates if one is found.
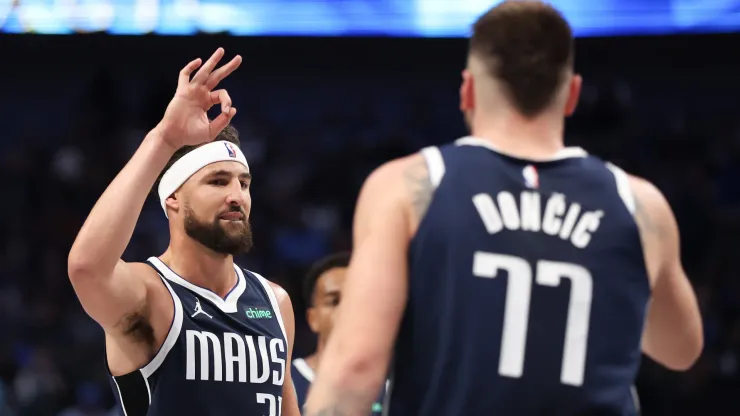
[68,48,300,415]
[304,1,703,414]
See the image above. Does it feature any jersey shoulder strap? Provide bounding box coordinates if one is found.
[243,269,289,343]
[419,146,446,189]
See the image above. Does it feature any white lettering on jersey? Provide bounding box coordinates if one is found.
[473,191,603,249]
[186,330,222,381]
[247,336,271,384]
[186,330,286,385]
[473,252,593,386]
[269,338,286,385]
[224,332,246,382]
[520,191,541,232]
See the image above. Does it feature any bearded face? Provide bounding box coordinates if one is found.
[183,202,253,255]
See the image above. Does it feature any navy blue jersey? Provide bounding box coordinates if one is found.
[291,358,313,408]
[108,257,288,416]
[292,358,386,415]
[387,137,650,415]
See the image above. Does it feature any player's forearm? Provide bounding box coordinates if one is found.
[642,292,703,370]
[303,356,386,416]
[68,128,175,278]
[303,383,376,416]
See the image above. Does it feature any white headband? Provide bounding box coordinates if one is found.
[158,140,249,218]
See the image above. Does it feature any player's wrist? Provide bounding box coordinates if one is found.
[146,124,181,156]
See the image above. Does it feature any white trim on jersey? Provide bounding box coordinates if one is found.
[606,162,636,214]
[253,272,289,345]
[144,377,152,405]
[140,277,184,379]
[147,257,246,314]
[631,385,641,414]
[381,372,394,416]
[455,136,588,160]
[112,376,129,416]
[420,146,446,188]
[292,358,316,382]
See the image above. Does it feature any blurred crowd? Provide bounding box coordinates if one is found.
[0,35,739,415]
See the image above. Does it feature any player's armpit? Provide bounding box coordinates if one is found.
[269,282,301,416]
[304,160,411,415]
[68,259,152,331]
[630,176,703,371]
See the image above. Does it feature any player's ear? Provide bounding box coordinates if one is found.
[460,69,475,112]
[306,307,320,333]
[564,73,582,117]
[165,194,180,213]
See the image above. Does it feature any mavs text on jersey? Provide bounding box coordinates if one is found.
[108,257,288,416]
[387,136,650,415]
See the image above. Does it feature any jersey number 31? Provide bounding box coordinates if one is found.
[473,251,593,387]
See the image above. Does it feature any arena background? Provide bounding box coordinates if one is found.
[1,1,739,415]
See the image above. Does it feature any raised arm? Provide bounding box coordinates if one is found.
[630,175,703,370]
[67,48,242,332]
[67,130,175,330]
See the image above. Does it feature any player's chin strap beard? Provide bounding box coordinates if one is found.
[158,140,250,218]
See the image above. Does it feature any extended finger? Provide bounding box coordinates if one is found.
[178,58,202,87]
[205,55,243,90]
[209,89,232,113]
[209,108,237,140]
[192,48,225,85]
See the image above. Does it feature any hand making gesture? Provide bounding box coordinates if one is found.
[157,47,242,149]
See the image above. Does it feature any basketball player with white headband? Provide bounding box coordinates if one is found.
[68,48,300,416]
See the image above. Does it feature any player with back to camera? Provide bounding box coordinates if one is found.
[291,252,386,414]
[304,2,703,415]
[67,48,300,416]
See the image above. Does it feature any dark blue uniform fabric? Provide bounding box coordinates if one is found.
[387,137,650,416]
[108,257,288,416]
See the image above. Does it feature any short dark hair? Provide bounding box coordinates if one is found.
[470,1,574,117]
[152,125,241,198]
[303,252,351,307]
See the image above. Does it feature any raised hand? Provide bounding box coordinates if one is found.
[157,48,242,149]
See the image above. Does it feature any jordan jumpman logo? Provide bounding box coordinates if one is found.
[191,298,213,319]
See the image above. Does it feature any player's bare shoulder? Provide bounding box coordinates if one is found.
[267,280,294,320]
[352,153,431,241]
[400,153,434,221]
[627,175,678,287]
[629,177,666,235]
[357,153,433,236]
[267,280,290,303]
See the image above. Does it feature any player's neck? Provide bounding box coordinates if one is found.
[470,109,566,160]
[160,238,237,299]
